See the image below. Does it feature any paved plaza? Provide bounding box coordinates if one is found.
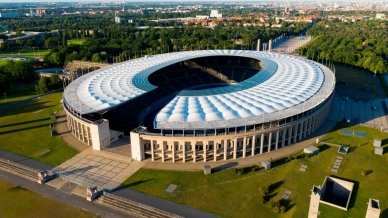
[272,36,311,54]
[328,95,388,131]
[52,149,144,190]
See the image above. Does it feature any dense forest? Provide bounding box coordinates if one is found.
[1,14,309,66]
[43,23,307,66]
[298,20,388,73]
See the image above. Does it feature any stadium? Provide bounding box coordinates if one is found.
[63,50,335,162]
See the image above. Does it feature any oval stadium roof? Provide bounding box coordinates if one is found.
[63,50,335,130]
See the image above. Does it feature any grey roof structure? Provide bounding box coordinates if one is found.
[63,50,335,130]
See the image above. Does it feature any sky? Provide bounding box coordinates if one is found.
[0,0,381,3]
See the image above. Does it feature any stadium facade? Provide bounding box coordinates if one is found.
[63,50,335,162]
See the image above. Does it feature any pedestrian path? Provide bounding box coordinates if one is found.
[52,148,144,190]
[331,156,344,174]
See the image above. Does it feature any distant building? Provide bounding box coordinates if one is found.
[36,8,46,17]
[0,12,19,19]
[196,15,209,20]
[128,19,133,24]
[376,13,386,20]
[210,10,222,18]
[114,12,122,23]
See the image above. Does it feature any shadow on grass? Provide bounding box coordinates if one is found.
[381,138,388,146]
[234,164,262,175]
[113,178,154,192]
[271,157,289,168]
[7,185,28,192]
[0,102,53,117]
[382,208,388,218]
[0,118,50,129]
[279,199,296,212]
[317,144,331,152]
[269,180,284,193]
[213,162,238,173]
[383,146,388,154]
[0,123,49,135]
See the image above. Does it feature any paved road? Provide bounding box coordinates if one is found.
[0,170,131,218]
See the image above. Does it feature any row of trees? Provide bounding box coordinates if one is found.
[43,23,309,66]
[0,60,35,94]
[298,20,387,73]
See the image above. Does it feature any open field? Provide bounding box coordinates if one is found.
[0,92,78,166]
[68,39,86,45]
[123,124,388,218]
[0,179,96,218]
[0,83,37,107]
[0,48,50,58]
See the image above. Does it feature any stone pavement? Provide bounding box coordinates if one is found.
[52,148,144,190]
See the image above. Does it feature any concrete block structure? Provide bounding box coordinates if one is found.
[366,198,381,218]
[373,139,382,147]
[304,146,320,155]
[63,50,335,162]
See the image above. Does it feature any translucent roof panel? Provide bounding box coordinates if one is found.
[153,52,335,130]
[63,50,335,130]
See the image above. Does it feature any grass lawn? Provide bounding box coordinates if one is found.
[68,39,86,45]
[0,179,97,218]
[0,92,78,166]
[0,48,50,58]
[0,83,37,107]
[0,59,10,66]
[123,124,388,218]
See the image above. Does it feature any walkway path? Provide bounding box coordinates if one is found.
[52,148,143,190]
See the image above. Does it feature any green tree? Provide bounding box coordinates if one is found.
[91,53,101,62]
[35,76,49,94]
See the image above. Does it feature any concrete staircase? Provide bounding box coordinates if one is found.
[97,193,182,218]
[0,158,39,181]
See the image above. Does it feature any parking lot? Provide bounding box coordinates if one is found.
[327,64,388,131]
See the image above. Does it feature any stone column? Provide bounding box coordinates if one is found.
[242,137,247,158]
[193,143,196,163]
[183,143,186,163]
[251,135,256,156]
[288,126,292,146]
[151,140,155,161]
[299,122,304,141]
[161,141,165,162]
[203,144,207,163]
[233,138,237,159]
[303,120,308,138]
[281,128,286,148]
[268,132,272,152]
[308,117,312,136]
[223,140,227,160]
[214,142,217,162]
[172,143,176,163]
[260,134,264,154]
[293,124,298,144]
[275,130,279,150]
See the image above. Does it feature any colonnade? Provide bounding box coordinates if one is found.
[132,100,330,162]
